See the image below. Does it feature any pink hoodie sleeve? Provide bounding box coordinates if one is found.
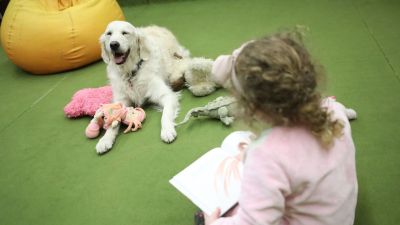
[212,143,290,225]
[211,55,234,86]
[211,41,254,87]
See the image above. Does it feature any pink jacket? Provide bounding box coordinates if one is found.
[212,99,358,225]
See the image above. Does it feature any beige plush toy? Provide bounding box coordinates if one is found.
[184,57,219,96]
[170,56,219,97]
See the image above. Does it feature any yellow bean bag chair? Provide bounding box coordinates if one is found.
[0,0,125,74]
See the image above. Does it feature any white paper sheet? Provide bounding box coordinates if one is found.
[169,131,254,215]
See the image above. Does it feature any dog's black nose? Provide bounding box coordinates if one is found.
[110,41,120,51]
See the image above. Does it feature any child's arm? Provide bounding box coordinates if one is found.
[211,41,253,88]
[209,145,289,225]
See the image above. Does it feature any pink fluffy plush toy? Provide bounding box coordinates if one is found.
[64,86,113,118]
[85,103,146,138]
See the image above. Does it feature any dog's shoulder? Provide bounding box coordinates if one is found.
[140,25,171,33]
[140,25,175,41]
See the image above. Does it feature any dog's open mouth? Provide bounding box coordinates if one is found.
[112,49,130,65]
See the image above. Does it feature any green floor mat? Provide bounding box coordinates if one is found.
[0,0,399,224]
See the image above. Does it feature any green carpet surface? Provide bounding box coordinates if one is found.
[0,0,399,224]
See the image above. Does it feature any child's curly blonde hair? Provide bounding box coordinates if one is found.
[233,31,343,148]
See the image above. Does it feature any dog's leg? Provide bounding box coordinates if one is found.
[160,93,179,143]
[149,83,179,143]
[169,58,189,91]
[113,94,131,107]
[96,122,120,154]
[110,83,132,106]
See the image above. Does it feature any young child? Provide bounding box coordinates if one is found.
[204,31,358,225]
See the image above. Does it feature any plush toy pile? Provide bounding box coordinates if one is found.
[85,103,146,138]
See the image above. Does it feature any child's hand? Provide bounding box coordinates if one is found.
[205,208,221,225]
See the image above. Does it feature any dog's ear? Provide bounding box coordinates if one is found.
[99,34,110,64]
[136,31,150,61]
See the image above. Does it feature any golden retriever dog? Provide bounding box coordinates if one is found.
[97,21,215,154]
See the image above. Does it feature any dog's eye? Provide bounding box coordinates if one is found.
[122,31,129,35]
[106,32,112,36]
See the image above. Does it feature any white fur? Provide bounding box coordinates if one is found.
[345,108,357,120]
[97,21,192,154]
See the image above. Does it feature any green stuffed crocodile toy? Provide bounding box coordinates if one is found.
[176,96,237,126]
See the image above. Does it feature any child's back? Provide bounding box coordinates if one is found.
[206,31,358,225]
[231,98,357,225]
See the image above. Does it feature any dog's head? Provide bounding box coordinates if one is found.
[99,21,149,65]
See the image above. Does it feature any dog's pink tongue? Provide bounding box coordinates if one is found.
[114,55,124,64]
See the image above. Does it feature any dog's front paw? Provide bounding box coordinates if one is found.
[96,137,114,154]
[161,126,177,143]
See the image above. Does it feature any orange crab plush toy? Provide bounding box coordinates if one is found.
[85,103,146,138]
